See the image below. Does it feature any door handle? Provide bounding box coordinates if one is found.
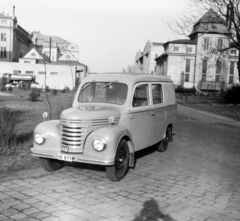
[151,112,154,116]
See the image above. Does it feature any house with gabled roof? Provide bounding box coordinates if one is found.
[19,47,50,64]
[31,32,79,62]
[155,8,239,90]
[135,40,164,74]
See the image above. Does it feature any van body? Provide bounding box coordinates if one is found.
[31,73,177,181]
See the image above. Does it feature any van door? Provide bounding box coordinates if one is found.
[129,83,153,151]
[151,83,166,145]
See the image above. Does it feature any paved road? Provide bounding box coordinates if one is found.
[0,104,240,221]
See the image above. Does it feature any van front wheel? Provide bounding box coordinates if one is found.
[105,140,129,182]
[39,158,64,172]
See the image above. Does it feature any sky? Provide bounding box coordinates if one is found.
[2,0,190,72]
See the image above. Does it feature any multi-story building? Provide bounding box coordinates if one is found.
[135,40,164,74]
[0,10,32,62]
[31,32,79,62]
[156,9,239,90]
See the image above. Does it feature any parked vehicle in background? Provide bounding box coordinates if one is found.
[31,73,177,181]
[1,73,36,87]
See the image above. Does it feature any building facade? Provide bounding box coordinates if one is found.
[155,9,239,90]
[31,32,79,62]
[135,41,164,74]
[0,11,32,62]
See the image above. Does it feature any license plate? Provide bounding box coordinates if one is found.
[58,154,72,162]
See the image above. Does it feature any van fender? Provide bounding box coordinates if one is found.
[84,125,135,167]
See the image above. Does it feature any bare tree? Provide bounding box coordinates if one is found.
[169,0,240,80]
[122,64,136,74]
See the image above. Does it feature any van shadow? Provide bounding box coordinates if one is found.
[134,144,158,165]
[132,199,176,221]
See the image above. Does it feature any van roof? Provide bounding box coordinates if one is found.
[83,73,173,85]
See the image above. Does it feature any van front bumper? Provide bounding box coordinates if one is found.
[30,148,115,166]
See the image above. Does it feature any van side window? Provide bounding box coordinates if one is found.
[152,84,163,104]
[132,84,149,107]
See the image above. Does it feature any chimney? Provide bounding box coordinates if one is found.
[13,5,15,16]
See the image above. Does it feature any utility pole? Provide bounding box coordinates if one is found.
[49,37,52,62]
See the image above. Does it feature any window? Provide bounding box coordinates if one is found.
[78,82,128,105]
[38,71,46,75]
[0,47,6,58]
[231,49,237,55]
[174,47,179,51]
[186,47,192,53]
[26,71,34,74]
[216,61,221,74]
[215,61,221,82]
[50,72,58,75]
[13,70,21,74]
[202,60,207,73]
[152,84,163,104]
[202,74,206,81]
[1,33,6,41]
[229,61,235,84]
[24,61,31,63]
[132,84,149,107]
[218,39,223,50]
[185,59,191,73]
[203,38,209,50]
[185,73,190,82]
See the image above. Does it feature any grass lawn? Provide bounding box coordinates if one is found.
[177,94,240,122]
[1,89,239,174]
[0,88,75,173]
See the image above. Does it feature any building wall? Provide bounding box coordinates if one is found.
[0,62,85,90]
[0,17,13,62]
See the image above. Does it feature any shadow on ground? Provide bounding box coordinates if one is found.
[132,199,176,221]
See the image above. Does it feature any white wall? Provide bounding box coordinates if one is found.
[0,62,84,90]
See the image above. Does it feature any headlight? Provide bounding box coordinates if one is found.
[92,138,106,152]
[34,132,45,145]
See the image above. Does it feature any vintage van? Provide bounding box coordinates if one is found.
[31,73,177,181]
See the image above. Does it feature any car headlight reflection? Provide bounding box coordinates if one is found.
[34,132,45,145]
[92,138,106,152]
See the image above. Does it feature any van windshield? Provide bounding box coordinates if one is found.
[78,82,128,105]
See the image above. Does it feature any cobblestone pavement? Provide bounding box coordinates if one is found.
[0,105,240,221]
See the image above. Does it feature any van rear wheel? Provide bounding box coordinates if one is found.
[39,158,64,172]
[105,140,129,182]
[157,127,170,152]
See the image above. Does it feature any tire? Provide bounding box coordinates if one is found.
[105,140,130,182]
[39,158,64,172]
[157,127,170,152]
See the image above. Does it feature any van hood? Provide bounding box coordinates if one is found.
[60,105,120,120]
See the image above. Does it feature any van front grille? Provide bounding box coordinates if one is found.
[60,117,119,153]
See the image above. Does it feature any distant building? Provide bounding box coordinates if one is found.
[31,32,79,62]
[0,9,32,62]
[155,9,239,90]
[135,41,164,74]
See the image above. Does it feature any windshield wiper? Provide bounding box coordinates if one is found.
[102,81,117,88]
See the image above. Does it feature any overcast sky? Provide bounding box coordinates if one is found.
[3,0,190,72]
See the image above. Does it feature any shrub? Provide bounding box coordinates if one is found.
[52,89,58,95]
[175,85,196,94]
[61,88,66,93]
[0,104,17,155]
[1,86,7,91]
[22,82,30,91]
[224,85,240,104]
[29,88,40,102]
[45,86,51,92]
[8,86,13,91]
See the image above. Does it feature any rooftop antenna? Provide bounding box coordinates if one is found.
[13,5,15,16]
